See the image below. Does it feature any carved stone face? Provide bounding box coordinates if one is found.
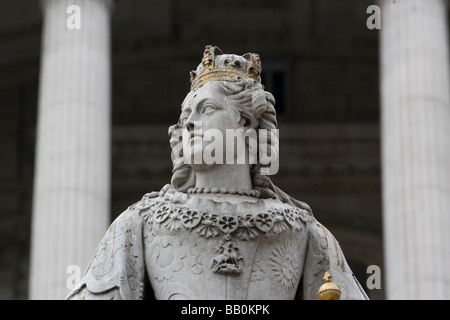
[180,81,246,171]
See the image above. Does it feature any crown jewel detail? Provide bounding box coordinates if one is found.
[190,45,262,90]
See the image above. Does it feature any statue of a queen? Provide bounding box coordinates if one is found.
[67,45,369,300]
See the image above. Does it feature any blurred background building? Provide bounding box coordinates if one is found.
[1,0,449,300]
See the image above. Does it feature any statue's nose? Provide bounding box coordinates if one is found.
[185,112,197,132]
[185,120,194,132]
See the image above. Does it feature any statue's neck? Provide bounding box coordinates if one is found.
[194,164,252,191]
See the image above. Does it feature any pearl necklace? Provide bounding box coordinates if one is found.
[187,186,261,198]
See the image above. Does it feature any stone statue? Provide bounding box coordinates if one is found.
[66,45,369,300]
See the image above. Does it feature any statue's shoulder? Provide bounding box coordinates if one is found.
[303,214,344,255]
[125,184,188,217]
[301,215,370,300]
[305,216,331,239]
[107,191,161,230]
[126,191,162,214]
[66,191,165,300]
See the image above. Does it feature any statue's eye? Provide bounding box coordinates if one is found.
[202,104,218,114]
[179,112,190,125]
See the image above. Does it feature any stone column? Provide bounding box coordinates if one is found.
[29,0,112,299]
[380,0,450,299]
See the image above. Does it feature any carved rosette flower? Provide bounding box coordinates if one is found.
[137,197,309,242]
[135,198,155,211]
[195,213,220,238]
[153,204,171,224]
[180,209,202,229]
[254,212,274,233]
[217,215,239,233]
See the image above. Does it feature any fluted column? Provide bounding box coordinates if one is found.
[29,0,112,299]
[381,0,450,299]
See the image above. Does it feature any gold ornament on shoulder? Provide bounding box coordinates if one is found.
[318,271,341,300]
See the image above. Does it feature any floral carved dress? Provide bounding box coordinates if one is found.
[67,187,368,300]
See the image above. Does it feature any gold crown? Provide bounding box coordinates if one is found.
[190,45,262,91]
